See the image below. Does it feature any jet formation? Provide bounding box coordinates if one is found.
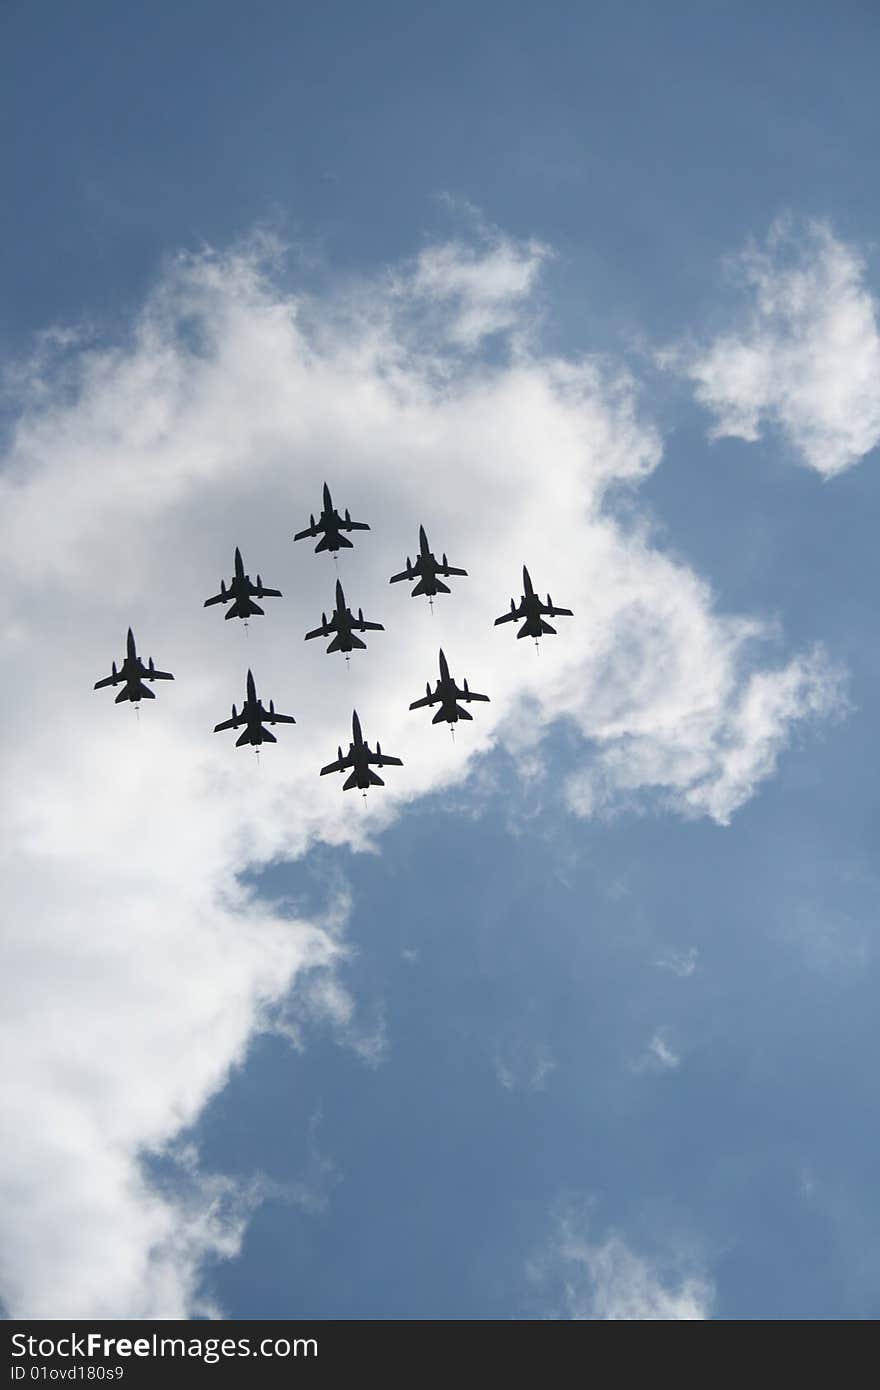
[94,628,174,704]
[389,525,468,603]
[305,579,384,657]
[320,710,403,792]
[95,487,575,793]
[494,566,573,644]
[409,649,490,727]
[293,482,370,554]
[204,547,281,622]
[213,669,296,748]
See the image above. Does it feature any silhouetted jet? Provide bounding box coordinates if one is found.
[213,669,296,747]
[409,649,490,725]
[292,482,370,554]
[304,579,384,655]
[494,566,573,641]
[94,628,174,704]
[203,546,282,621]
[389,525,468,599]
[320,710,403,791]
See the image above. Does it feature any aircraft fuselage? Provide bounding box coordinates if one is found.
[415,556,441,590]
[439,694,465,722]
[347,749,373,788]
[329,608,359,650]
[117,656,150,701]
[240,698,270,741]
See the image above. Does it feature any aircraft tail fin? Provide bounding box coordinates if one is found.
[517,619,556,639]
[117,683,155,703]
[368,768,385,786]
[317,532,353,552]
[235,728,253,747]
[342,769,360,791]
[432,578,451,594]
[227,598,264,619]
[327,632,366,654]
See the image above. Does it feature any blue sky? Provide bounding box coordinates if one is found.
[2,2,879,1319]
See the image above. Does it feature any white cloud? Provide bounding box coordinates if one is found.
[0,227,844,1316]
[493,1039,556,1092]
[641,1029,681,1072]
[666,218,880,477]
[528,1211,713,1320]
[656,946,698,977]
[565,638,845,826]
[402,227,550,349]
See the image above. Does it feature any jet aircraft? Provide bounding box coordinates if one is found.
[304,579,384,656]
[320,710,403,792]
[389,525,468,600]
[213,669,296,747]
[494,566,573,642]
[94,628,174,704]
[292,482,370,554]
[203,546,282,621]
[409,649,490,726]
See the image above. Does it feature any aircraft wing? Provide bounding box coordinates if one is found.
[251,585,282,599]
[408,693,438,711]
[203,592,228,607]
[269,712,297,725]
[438,564,468,577]
[304,622,332,641]
[93,673,117,689]
[213,715,243,733]
[462,690,490,702]
[541,602,573,618]
[293,522,320,541]
[389,567,415,584]
[494,608,522,626]
[368,751,403,767]
[354,619,385,632]
[147,669,174,681]
[346,520,370,532]
[320,753,353,776]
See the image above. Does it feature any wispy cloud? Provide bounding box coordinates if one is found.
[564,627,845,826]
[655,946,698,978]
[636,1029,681,1072]
[493,1039,557,1093]
[663,218,880,477]
[527,1208,713,1319]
